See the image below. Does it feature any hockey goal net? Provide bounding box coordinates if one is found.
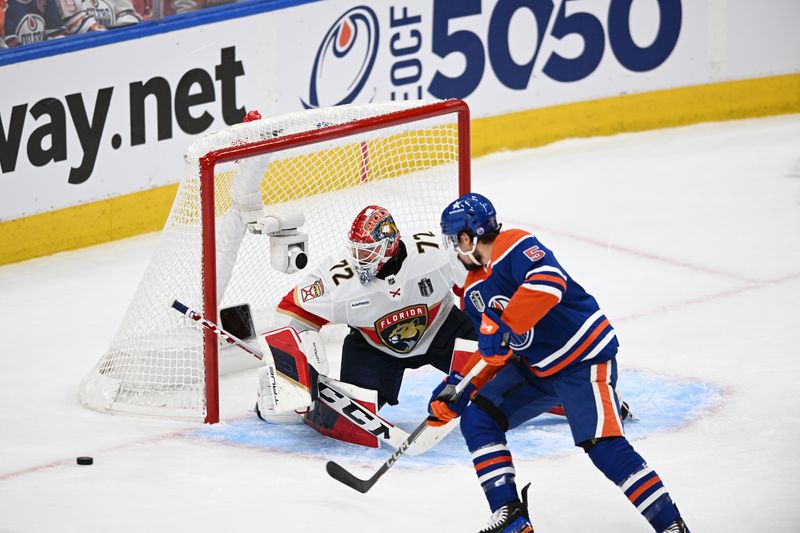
[79,99,471,423]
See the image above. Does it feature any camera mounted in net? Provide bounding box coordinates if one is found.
[248,211,309,274]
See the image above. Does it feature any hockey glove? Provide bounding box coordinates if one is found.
[478,307,513,365]
[427,371,476,427]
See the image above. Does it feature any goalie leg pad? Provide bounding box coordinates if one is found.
[256,328,316,414]
[304,402,379,448]
[256,367,303,424]
[262,327,315,398]
[298,329,329,375]
[314,377,410,449]
[449,337,478,374]
[304,378,382,448]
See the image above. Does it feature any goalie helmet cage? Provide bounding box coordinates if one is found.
[79,99,471,423]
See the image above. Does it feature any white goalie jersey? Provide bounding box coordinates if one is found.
[275,232,462,358]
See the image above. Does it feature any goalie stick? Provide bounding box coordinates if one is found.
[326,357,489,494]
[170,299,411,447]
[172,299,264,360]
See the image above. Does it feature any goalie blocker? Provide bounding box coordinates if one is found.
[256,328,478,454]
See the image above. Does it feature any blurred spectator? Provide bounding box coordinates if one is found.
[167,0,237,16]
[0,0,7,48]
[55,0,105,34]
[3,0,104,47]
[81,0,141,27]
[4,0,73,47]
[131,0,149,19]
[0,0,243,49]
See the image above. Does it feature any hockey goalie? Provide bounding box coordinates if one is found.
[254,205,478,449]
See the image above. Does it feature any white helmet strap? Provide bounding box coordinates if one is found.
[457,238,483,267]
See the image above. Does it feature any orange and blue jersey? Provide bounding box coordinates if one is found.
[463,229,618,378]
[457,229,684,531]
[3,0,64,46]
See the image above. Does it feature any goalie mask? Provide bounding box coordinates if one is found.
[347,205,400,284]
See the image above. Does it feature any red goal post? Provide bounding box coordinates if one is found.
[80,99,471,423]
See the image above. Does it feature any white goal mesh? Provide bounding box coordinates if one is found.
[79,99,470,421]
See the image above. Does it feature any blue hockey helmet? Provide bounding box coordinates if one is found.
[440,193,500,245]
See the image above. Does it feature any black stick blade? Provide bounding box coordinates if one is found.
[172,299,189,314]
[326,461,375,494]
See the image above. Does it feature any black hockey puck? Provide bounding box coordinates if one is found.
[76,456,94,465]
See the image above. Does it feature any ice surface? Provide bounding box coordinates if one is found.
[1,115,799,532]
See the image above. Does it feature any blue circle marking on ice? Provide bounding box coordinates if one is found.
[190,368,722,467]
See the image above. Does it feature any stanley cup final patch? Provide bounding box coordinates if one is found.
[469,289,486,312]
[375,305,429,354]
[418,277,434,297]
[300,279,324,302]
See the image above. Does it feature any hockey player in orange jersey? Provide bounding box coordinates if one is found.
[428,193,691,533]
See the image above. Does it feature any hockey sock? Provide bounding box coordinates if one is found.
[462,405,517,511]
[587,438,680,532]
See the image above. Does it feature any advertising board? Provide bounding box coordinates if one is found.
[1,0,798,262]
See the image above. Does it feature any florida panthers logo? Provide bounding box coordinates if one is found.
[363,210,398,243]
[375,305,429,354]
[302,6,379,109]
[487,296,533,351]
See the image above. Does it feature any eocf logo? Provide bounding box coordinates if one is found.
[301,6,380,109]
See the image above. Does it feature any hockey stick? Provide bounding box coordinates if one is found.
[326,357,489,494]
[172,299,264,360]
[171,299,412,448]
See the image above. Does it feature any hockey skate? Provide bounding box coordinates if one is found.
[620,399,636,422]
[478,484,533,533]
[662,515,690,532]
